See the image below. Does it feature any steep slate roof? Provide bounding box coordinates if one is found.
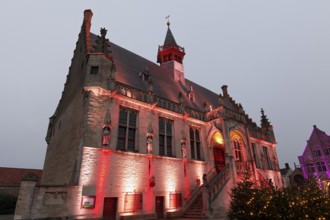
[0,167,42,186]
[90,33,222,113]
[164,26,177,45]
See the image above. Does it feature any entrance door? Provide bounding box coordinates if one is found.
[213,148,225,172]
[155,196,164,219]
[103,197,117,220]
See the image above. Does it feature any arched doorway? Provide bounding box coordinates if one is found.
[211,132,225,173]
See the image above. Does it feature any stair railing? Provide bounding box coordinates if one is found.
[208,164,231,202]
[182,166,217,214]
[182,164,231,214]
[257,169,272,188]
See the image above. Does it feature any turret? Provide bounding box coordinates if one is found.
[157,18,186,83]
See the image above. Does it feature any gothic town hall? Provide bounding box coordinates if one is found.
[15,10,282,220]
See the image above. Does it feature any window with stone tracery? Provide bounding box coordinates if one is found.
[190,127,202,160]
[251,143,260,168]
[117,107,137,152]
[159,118,173,157]
[262,146,272,170]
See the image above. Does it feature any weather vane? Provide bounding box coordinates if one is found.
[165,15,170,26]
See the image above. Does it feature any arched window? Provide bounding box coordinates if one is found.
[232,139,242,161]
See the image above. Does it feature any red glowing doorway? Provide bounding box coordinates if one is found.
[211,132,225,173]
[213,148,225,172]
[103,197,117,220]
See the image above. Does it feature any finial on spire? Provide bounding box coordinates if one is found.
[100,28,107,38]
[165,15,170,27]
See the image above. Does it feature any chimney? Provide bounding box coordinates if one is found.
[221,85,228,97]
[83,9,93,53]
[285,163,290,170]
[84,9,93,22]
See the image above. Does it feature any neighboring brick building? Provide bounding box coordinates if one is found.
[299,125,330,180]
[15,10,282,220]
[0,167,42,197]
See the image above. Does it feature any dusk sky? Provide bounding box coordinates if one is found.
[1,1,330,169]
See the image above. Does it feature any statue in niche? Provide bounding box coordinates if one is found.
[202,174,209,187]
[146,133,153,154]
[102,125,111,146]
[181,137,187,158]
[146,121,153,154]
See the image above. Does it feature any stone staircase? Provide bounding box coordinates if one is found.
[183,195,204,218]
[182,164,231,218]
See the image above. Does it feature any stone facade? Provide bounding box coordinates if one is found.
[15,10,282,219]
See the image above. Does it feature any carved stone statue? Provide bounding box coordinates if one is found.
[102,126,111,146]
[181,138,187,158]
[202,173,208,187]
[146,133,153,154]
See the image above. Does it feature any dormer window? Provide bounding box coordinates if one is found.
[188,86,194,102]
[188,92,194,101]
[138,67,150,82]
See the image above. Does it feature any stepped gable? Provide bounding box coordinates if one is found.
[219,85,257,125]
[308,125,330,147]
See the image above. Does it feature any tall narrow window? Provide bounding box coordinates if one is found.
[159,118,173,157]
[190,127,202,160]
[262,147,272,170]
[233,139,242,161]
[251,143,259,168]
[117,107,137,151]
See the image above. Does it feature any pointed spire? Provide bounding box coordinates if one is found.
[164,22,177,45]
[260,108,271,128]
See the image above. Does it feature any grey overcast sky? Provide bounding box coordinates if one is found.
[1,1,329,169]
